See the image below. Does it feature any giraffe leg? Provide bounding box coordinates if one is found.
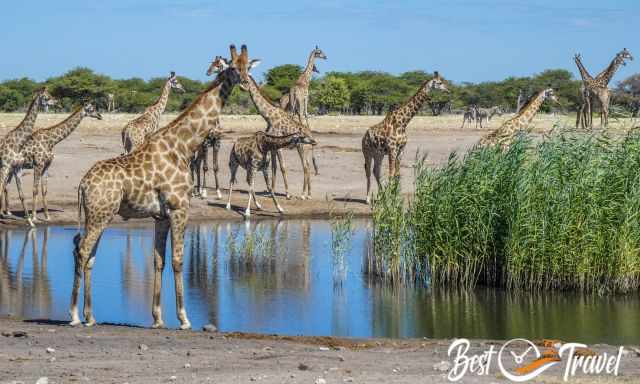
[244,169,254,218]
[168,209,190,330]
[151,219,169,328]
[250,170,262,211]
[275,150,291,199]
[373,153,384,191]
[263,165,283,213]
[363,145,373,205]
[297,145,310,199]
[41,166,51,221]
[32,167,43,222]
[211,141,222,199]
[0,167,12,216]
[200,145,209,198]
[13,171,33,227]
[226,158,238,210]
[69,223,105,326]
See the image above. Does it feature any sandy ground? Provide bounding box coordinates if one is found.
[0,112,581,226]
[1,316,639,384]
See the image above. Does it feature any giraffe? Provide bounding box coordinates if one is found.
[121,71,185,153]
[69,44,255,329]
[226,131,316,218]
[279,46,327,125]
[10,103,102,224]
[479,88,558,150]
[190,57,230,200]
[279,64,320,111]
[362,72,449,204]
[574,49,633,129]
[238,71,318,200]
[0,88,54,219]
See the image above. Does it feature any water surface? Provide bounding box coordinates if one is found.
[1,219,638,344]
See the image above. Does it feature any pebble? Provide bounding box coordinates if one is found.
[169,376,177,381]
[319,346,330,351]
[315,378,327,384]
[184,363,191,369]
[298,363,310,371]
[46,347,55,354]
[433,360,452,372]
[338,355,345,362]
[48,357,56,363]
[343,378,354,383]
[139,344,149,351]
[202,324,217,332]
[35,378,48,384]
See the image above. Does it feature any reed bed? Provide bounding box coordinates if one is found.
[370,126,640,293]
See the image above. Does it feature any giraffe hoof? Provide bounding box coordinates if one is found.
[200,189,208,198]
[84,317,97,327]
[69,319,82,327]
[42,216,51,222]
[151,321,166,329]
[215,190,222,200]
[276,206,284,214]
[286,194,293,200]
[179,321,192,330]
[225,203,231,210]
[243,211,251,219]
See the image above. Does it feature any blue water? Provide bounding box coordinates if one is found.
[1,220,639,344]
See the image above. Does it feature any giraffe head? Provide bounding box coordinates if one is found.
[35,87,56,106]
[207,45,259,89]
[427,71,449,93]
[543,88,559,104]
[312,45,328,60]
[82,102,103,120]
[168,71,185,93]
[617,48,634,65]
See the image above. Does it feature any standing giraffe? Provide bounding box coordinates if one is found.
[362,72,448,204]
[0,88,54,219]
[238,72,318,200]
[121,71,185,153]
[11,103,102,223]
[479,88,558,150]
[574,49,633,129]
[226,131,316,218]
[279,46,327,125]
[69,45,255,329]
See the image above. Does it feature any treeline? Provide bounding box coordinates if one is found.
[1,66,638,116]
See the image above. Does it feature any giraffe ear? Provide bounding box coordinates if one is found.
[249,59,261,70]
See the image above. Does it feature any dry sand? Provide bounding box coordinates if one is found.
[0,113,576,226]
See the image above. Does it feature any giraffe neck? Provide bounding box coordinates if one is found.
[514,90,547,126]
[161,73,236,160]
[384,80,434,133]
[257,132,300,152]
[595,54,623,85]
[245,76,281,123]
[41,106,85,148]
[574,56,594,83]
[147,79,173,122]
[296,52,317,87]
[10,94,43,140]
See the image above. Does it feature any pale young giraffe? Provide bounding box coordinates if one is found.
[279,46,327,125]
[0,88,54,219]
[12,103,102,223]
[239,71,318,200]
[479,88,558,150]
[226,131,316,219]
[69,44,255,329]
[362,72,449,204]
[121,71,185,153]
[574,49,633,129]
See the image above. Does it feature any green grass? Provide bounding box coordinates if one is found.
[370,126,640,293]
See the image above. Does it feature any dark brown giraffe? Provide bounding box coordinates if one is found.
[69,45,256,329]
[361,72,448,204]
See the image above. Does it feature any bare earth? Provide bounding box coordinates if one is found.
[0,112,578,226]
[2,114,639,383]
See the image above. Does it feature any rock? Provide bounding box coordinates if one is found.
[184,363,191,369]
[319,346,330,351]
[343,378,354,383]
[338,355,345,362]
[433,360,452,372]
[35,378,48,384]
[138,344,149,351]
[45,347,55,354]
[262,346,272,351]
[631,347,640,357]
[2,330,27,338]
[202,324,217,332]
[315,378,326,384]
[298,363,310,371]
[48,357,56,363]
[169,376,177,381]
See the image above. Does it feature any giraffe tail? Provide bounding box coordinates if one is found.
[76,183,84,234]
[311,146,319,176]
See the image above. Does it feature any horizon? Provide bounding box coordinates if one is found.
[0,1,638,85]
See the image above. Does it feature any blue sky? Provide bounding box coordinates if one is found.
[0,1,638,84]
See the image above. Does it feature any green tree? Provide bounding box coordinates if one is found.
[264,64,303,98]
[316,76,350,113]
